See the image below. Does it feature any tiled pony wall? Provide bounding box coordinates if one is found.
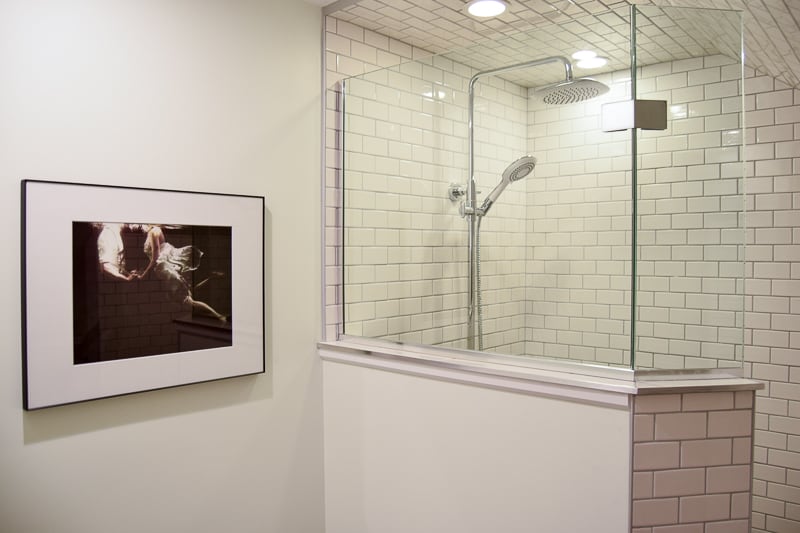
[324,15,800,533]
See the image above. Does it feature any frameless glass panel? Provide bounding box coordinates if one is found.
[341,59,470,347]
[632,5,746,371]
[341,6,636,368]
[522,7,634,367]
[340,3,745,373]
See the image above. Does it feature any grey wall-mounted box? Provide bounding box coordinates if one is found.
[602,100,668,132]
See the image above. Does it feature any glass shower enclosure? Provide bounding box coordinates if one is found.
[337,4,745,373]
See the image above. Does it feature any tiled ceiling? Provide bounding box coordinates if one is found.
[326,0,800,89]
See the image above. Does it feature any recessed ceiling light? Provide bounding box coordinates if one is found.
[576,56,608,69]
[466,0,509,18]
[572,50,598,61]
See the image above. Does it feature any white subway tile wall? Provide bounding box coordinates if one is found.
[325,15,800,532]
[341,53,530,352]
[742,73,800,533]
[631,391,754,532]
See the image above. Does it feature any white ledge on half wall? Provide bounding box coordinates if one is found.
[318,338,763,408]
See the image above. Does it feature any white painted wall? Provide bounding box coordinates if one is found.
[323,360,632,533]
[0,1,324,532]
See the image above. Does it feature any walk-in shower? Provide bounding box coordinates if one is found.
[336,3,746,373]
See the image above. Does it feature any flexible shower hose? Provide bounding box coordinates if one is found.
[476,216,483,351]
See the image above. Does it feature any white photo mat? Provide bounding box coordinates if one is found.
[22,180,265,409]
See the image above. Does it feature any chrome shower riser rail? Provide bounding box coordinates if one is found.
[464,56,572,351]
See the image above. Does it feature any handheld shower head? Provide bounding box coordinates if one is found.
[502,155,536,183]
[480,155,537,215]
[535,77,609,105]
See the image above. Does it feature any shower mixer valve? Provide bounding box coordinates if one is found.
[449,184,485,218]
[448,183,466,201]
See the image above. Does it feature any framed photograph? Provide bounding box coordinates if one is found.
[21,180,265,409]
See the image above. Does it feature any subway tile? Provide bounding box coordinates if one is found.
[706,146,740,163]
[708,410,754,438]
[775,140,800,158]
[706,80,740,99]
[730,491,752,519]
[769,449,800,470]
[351,41,377,64]
[679,493,731,523]
[745,75,775,94]
[753,330,790,349]
[753,363,790,382]
[387,39,412,59]
[688,131,721,149]
[707,465,752,493]
[653,468,706,498]
[672,85,704,104]
[767,482,800,505]
[788,502,800,521]
[752,511,767,530]
[755,158,793,176]
[768,415,800,436]
[632,498,680,527]
[771,382,800,401]
[689,99,722,118]
[688,67,721,86]
[655,412,707,440]
[706,113,739,132]
[756,429,788,450]
[634,471,655,500]
[747,108,776,127]
[635,414,656,442]
[683,392,735,411]
[757,124,795,143]
[681,439,732,467]
[704,520,749,533]
[758,90,794,109]
[635,441,682,471]
[765,515,800,533]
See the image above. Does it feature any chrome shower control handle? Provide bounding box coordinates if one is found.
[448,183,466,201]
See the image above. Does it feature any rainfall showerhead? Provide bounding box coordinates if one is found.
[535,77,610,105]
[480,155,537,215]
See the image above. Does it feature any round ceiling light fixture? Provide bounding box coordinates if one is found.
[466,0,509,18]
[572,50,598,61]
[577,56,608,69]
[571,49,608,69]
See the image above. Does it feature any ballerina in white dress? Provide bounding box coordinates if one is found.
[138,225,227,322]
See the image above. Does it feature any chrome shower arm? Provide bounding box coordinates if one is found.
[466,55,572,209]
[468,55,573,91]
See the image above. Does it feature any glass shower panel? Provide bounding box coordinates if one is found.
[523,7,634,367]
[339,4,744,373]
[341,59,471,347]
[632,5,746,370]
[341,6,637,367]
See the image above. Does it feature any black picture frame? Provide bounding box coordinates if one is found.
[21,180,265,409]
